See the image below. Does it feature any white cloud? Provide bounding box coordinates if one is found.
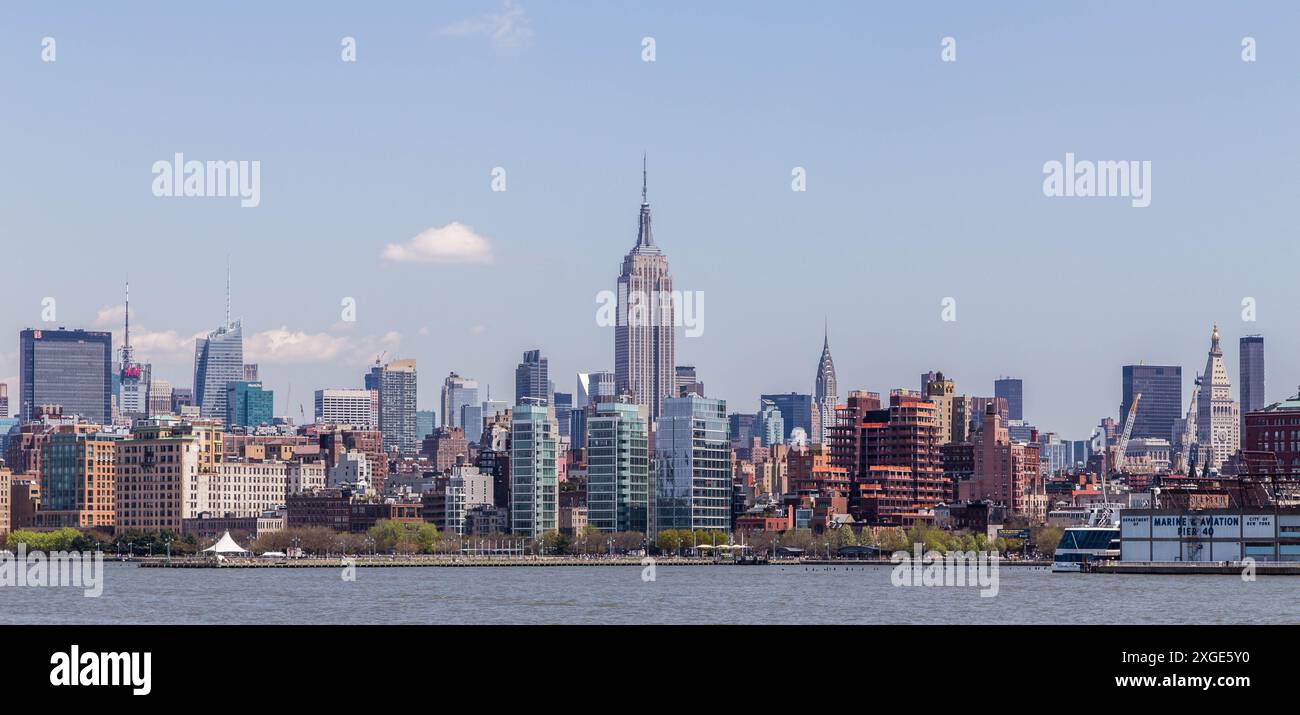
[470,325,487,336]
[132,329,202,362]
[382,222,495,264]
[246,328,400,366]
[92,304,125,328]
[440,0,533,49]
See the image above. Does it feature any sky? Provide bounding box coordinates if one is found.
[2,1,1299,439]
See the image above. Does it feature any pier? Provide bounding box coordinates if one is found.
[135,556,799,569]
[1082,561,1300,575]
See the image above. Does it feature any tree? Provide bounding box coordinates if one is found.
[1032,526,1064,557]
[368,520,405,553]
[415,523,439,554]
[656,529,682,555]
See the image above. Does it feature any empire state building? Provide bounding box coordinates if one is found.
[615,160,675,419]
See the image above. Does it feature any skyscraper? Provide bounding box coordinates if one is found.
[510,403,559,538]
[225,380,273,428]
[615,160,675,420]
[193,320,244,421]
[1196,324,1239,470]
[553,392,574,439]
[19,328,113,424]
[376,359,418,456]
[586,400,649,533]
[923,372,957,445]
[1120,365,1182,441]
[193,273,244,421]
[117,280,151,419]
[994,377,1023,421]
[759,392,814,443]
[1240,335,1265,424]
[440,372,480,430]
[515,350,550,406]
[314,388,374,427]
[576,371,616,408]
[813,326,837,444]
[654,394,730,534]
[753,399,785,447]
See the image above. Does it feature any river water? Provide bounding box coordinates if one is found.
[2,562,1296,624]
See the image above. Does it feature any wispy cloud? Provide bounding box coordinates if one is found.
[246,328,400,366]
[440,0,533,49]
[382,222,495,264]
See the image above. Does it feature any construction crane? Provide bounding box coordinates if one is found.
[1174,376,1201,475]
[1112,392,1141,477]
[1092,392,1140,527]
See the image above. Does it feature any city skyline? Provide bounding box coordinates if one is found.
[5,3,1300,438]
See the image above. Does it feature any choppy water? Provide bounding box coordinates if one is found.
[2,562,1296,624]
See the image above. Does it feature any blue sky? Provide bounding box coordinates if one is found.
[2,1,1298,438]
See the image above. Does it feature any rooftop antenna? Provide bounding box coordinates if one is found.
[641,152,647,205]
[225,259,232,327]
[124,276,131,349]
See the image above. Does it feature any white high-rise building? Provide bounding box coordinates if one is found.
[1196,324,1240,471]
[315,388,375,427]
[615,160,675,420]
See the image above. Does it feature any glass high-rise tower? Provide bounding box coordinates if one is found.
[193,319,244,421]
[19,328,113,424]
[653,395,730,535]
[586,401,649,533]
[1240,335,1265,422]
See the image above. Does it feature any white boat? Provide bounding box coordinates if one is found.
[1051,503,1123,573]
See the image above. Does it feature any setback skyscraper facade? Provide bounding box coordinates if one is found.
[19,328,113,424]
[515,350,550,406]
[760,392,814,443]
[1120,364,1182,442]
[615,162,675,420]
[440,372,479,430]
[193,319,244,421]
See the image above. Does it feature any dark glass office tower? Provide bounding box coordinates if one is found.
[19,328,113,423]
[1120,365,1182,441]
[759,392,814,443]
[1240,335,1265,420]
[993,377,1024,421]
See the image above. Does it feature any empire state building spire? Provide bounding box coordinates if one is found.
[616,158,674,419]
[635,154,656,251]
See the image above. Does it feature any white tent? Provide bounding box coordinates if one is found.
[202,531,251,556]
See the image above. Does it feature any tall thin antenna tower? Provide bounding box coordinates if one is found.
[225,259,232,327]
